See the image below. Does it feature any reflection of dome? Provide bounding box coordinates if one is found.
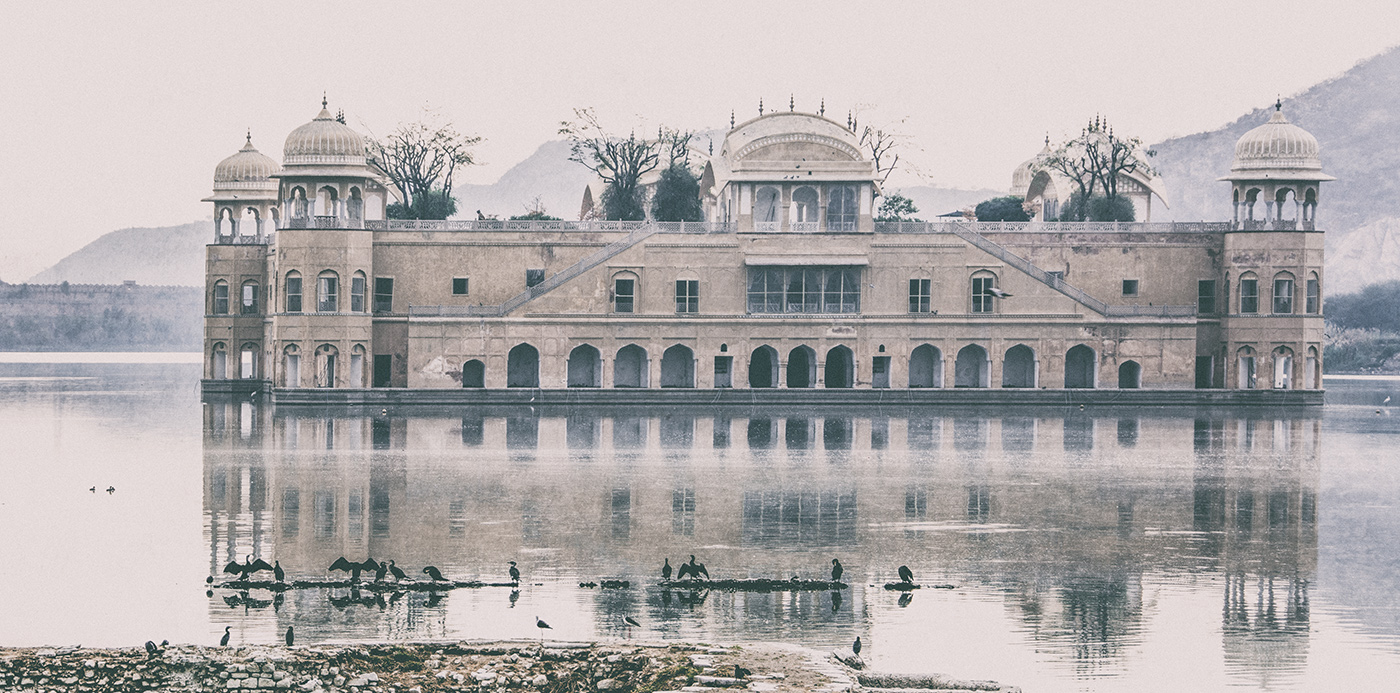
[214,134,278,184]
[283,100,367,165]
[1225,105,1330,180]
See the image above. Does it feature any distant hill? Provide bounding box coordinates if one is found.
[28,221,207,286]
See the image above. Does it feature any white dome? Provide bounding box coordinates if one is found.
[214,134,278,184]
[282,101,367,166]
[1226,106,1329,180]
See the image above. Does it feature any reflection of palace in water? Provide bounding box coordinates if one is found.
[205,399,1318,676]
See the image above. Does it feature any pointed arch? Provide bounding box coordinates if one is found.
[824,345,854,388]
[1002,344,1037,388]
[1118,360,1141,389]
[749,345,779,388]
[909,344,943,388]
[461,359,485,388]
[506,343,539,388]
[660,344,695,388]
[568,344,601,387]
[787,345,816,388]
[1065,345,1096,389]
[614,344,648,388]
[954,344,990,388]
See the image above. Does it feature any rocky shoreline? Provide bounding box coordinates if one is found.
[0,641,1021,693]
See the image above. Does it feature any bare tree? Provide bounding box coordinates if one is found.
[560,109,668,221]
[369,110,480,219]
[859,125,901,186]
[1036,116,1154,220]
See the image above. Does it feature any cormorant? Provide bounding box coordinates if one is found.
[661,558,672,580]
[535,616,552,641]
[388,560,406,581]
[423,565,447,582]
[329,557,378,583]
[285,626,294,646]
[682,555,708,580]
[224,555,274,581]
[734,665,752,679]
[509,561,520,583]
[273,561,284,583]
[144,641,159,657]
[898,565,914,584]
[374,561,388,582]
[220,626,230,647]
[206,575,214,584]
[853,636,862,655]
[831,558,843,583]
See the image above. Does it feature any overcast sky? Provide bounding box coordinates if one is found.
[2,0,1398,281]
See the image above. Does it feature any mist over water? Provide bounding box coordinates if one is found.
[2,359,1399,692]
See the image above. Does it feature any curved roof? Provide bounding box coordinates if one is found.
[717,111,874,184]
[282,100,368,167]
[1222,105,1333,182]
[214,134,278,187]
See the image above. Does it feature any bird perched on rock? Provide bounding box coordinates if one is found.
[509,561,520,583]
[388,560,406,582]
[329,557,378,583]
[734,665,752,679]
[853,637,862,656]
[898,565,914,584]
[679,555,708,580]
[285,626,294,646]
[144,641,160,657]
[374,561,388,582]
[224,555,274,581]
[220,626,230,647]
[830,558,844,583]
[661,558,672,580]
[535,616,552,642]
[273,561,284,583]
[423,565,448,582]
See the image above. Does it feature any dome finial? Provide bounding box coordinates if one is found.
[758,98,764,116]
[820,98,825,117]
[789,94,794,112]
[730,110,735,128]
[246,129,252,144]
[1045,132,1050,147]
[322,92,328,109]
[1275,96,1282,112]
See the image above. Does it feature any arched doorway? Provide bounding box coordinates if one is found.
[1237,346,1258,389]
[749,345,778,388]
[461,359,485,388]
[506,343,539,388]
[1273,347,1294,389]
[614,344,648,388]
[1118,361,1141,389]
[954,345,989,388]
[282,344,300,387]
[824,345,854,388]
[315,344,338,388]
[1305,346,1320,389]
[1065,345,1096,389]
[211,342,227,379]
[787,346,816,388]
[567,344,601,387]
[1002,345,1037,388]
[909,344,942,388]
[660,345,695,388]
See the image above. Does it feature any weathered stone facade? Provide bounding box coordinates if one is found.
[203,103,1327,397]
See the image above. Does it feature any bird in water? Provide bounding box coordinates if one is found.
[273,561,284,583]
[535,616,552,642]
[224,555,274,581]
[220,626,230,647]
[206,575,214,585]
[830,558,844,583]
[509,561,520,583]
[624,615,641,628]
[853,636,862,656]
[388,561,406,582]
[423,565,448,582]
[898,565,914,584]
[285,626,294,646]
[661,558,672,580]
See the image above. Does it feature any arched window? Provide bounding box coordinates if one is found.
[240,207,260,237]
[216,207,235,237]
[1272,346,1294,389]
[824,345,854,388]
[1065,345,1096,389]
[351,271,367,313]
[1306,272,1320,314]
[350,344,366,388]
[1244,188,1261,220]
[211,342,228,379]
[347,187,364,221]
[1303,187,1318,222]
[749,345,779,388]
[1002,345,1037,388]
[240,280,260,315]
[612,271,637,314]
[1275,187,1298,221]
[506,343,540,388]
[284,271,303,313]
[316,186,339,217]
[1118,360,1141,389]
[315,344,338,388]
[212,280,229,314]
[283,344,301,388]
[826,184,857,231]
[568,344,601,387]
[909,344,942,388]
[461,359,485,388]
[613,344,648,388]
[660,344,695,388]
[754,186,781,229]
[971,270,998,313]
[1238,272,1259,314]
[1237,346,1257,389]
[318,271,339,312]
[290,187,309,219]
[1272,272,1295,314]
[1305,346,1320,389]
[786,346,816,388]
[239,342,259,379]
[954,344,989,388]
[792,186,819,228]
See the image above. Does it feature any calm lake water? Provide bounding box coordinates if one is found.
[2,357,1399,692]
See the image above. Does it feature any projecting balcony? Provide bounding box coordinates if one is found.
[1236,219,1315,231]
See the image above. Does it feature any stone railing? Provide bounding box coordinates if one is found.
[285,216,364,230]
[364,219,734,233]
[874,221,1233,234]
[212,233,271,246]
[1238,219,1315,231]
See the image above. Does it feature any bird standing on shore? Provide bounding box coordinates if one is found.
[388,560,406,582]
[535,616,552,642]
[830,558,843,583]
[145,641,159,657]
[220,626,231,647]
[285,626,294,646]
[509,561,520,583]
[661,558,672,580]
[273,561,284,583]
[898,565,914,584]
[853,637,862,656]
[423,565,447,582]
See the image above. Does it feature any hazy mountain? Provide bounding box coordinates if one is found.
[454,140,594,220]
[27,221,208,286]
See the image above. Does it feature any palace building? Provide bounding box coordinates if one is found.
[203,101,1327,399]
